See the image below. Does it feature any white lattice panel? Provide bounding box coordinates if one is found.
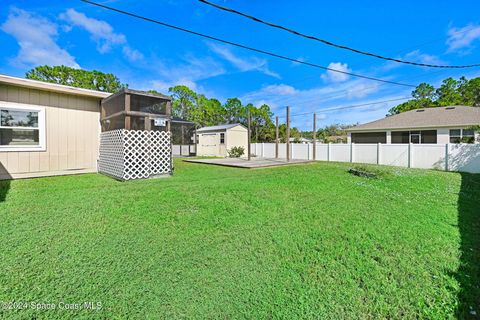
[98,130,125,179]
[99,129,171,180]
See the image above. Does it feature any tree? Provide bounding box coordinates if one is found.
[223,98,244,124]
[168,85,197,120]
[316,124,352,143]
[388,76,480,115]
[166,85,279,141]
[459,77,480,107]
[26,65,125,92]
[436,77,463,106]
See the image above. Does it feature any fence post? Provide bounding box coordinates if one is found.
[445,143,449,171]
[312,113,316,161]
[377,143,381,165]
[261,142,264,158]
[307,143,310,160]
[275,116,279,158]
[327,143,331,162]
[350,143,354,163]
[247,110,251,160]
[286,106,290,162]
[408,143,412,168]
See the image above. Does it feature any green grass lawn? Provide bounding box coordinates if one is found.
[0,160,478,319]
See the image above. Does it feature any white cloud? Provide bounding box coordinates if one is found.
[404,50,445,65]
[262,84,297,95]
[446,23,480,53]
[321,62,351,83]
[60,9,125,53]
[148,55,225,95]
[207,42,280,78]
[60,9,142,62]
[238,76,410,130]
[242,79,381,111]
[122,46,144,62]
[1,7,79,68]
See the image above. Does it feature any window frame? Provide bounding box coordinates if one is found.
[219,132,225,144]
[409,131,421,144]
[0,101,46,152]
[450,128,475,144]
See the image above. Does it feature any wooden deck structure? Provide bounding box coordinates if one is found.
[184,157,312,169]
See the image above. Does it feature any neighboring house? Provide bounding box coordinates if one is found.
[0,74,110,180]
[346,106,480,144]
[289,137,312,144]
[196,123,248,157]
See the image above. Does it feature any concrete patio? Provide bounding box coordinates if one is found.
[183,157,313,168]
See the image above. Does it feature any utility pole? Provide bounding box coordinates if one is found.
[313,113,316,161]
[275,116,279,158]
[247,110,251,160]
[286,106,290,162]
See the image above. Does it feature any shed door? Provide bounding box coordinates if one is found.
[201,133,218,155]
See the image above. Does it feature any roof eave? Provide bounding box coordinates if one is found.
[347,123,480,132]
[0,74,111,99]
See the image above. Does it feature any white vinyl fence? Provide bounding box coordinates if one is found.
[250,143,480,174]
[172,144,196,156]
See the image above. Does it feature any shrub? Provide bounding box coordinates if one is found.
[227,146,245,158]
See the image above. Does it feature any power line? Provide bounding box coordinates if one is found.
[244,65,450,109]
[199,0,480,69]
[81,0,416,88]
[277,97,410,119]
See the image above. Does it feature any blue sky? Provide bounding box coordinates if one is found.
[1,0,480,130]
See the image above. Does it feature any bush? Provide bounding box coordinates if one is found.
[227,146,245,158]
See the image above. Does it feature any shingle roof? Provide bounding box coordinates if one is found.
[196,123,245,132]
[347,106,480,132]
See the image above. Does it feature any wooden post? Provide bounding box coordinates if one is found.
[144,117,151,131]
[181,124,185,145]
[166,100,172,174]
[312,113,316,161]
[166,101,172,133]
[124,93,131,130]
[100,101,106,131]
[275,116,279,158]
[247,110,251,160]
[286,106,290,162]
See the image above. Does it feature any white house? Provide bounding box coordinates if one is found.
[196,123,248,157]
[346,106,480,144]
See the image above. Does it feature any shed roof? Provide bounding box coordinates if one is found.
[0,74,111,99]
[347,106,480,132]
[197,123,246,132]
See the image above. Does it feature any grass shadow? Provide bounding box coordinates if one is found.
[0,162,11,202]
[456,172,480,318]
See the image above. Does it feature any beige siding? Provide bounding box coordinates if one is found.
[226,126,248,158]
[196,125,248,157]
[197,132,222,156]
[0,83,102,179]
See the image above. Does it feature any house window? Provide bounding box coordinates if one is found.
[392,130,437,144]
[410,131,421,144]
[351,132,386,143]
[0,102,45,151]
[450,129,475,143]
[220,133,225,144]
[462,129,475,143]
[421,130,437,143]
[392,131,410,143]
